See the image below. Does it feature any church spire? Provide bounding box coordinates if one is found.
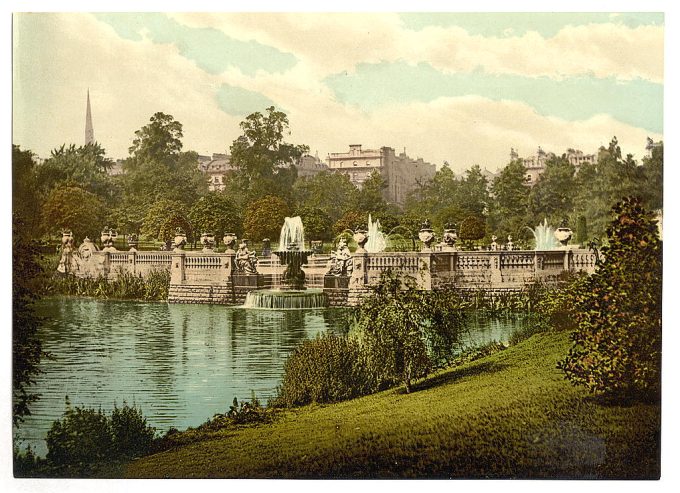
[85,89,94,145]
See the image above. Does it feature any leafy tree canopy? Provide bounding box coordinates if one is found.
[40,186,106,241]
[293,171,358,223]
[188,192,243,239]
[243,195,292,242]
[230,107,309,201]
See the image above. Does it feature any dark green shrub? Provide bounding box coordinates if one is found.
[111,402,156,458]
[46,400,113,466]
[356,272,467,393]
[45,399,156,472]
[558,197,662,400]
[275,333,374,407]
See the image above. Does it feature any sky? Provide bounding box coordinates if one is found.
[12,10,665,173]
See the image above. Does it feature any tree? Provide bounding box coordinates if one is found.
[122,113,208,216]
[354,170,389,214]
[128,112,183,163]
[294,206,333,241]
[558,197,661,400]
[457,165,490,217]
[230,106,309,201]
[35,143,117,213]
[12,214,45,426]
[356,273,466,393]
[573,137,645,240]
[41,186,106,241]
[243,195,291,241]
[488,159,531,241]
[12,146,46,425]
[12,145,42,233]
[332,210,365,237]
[188,192,243,239]
[641,141,663,211]
[293,171,358,223]
[459,215,486,247]
[141,199,189,242]
[528,155,577,226]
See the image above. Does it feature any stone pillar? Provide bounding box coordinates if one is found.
[128,250,137,276]
[350,252,368,288]
[221,253,234,282]
[490,252,502,286]
[564,249,572,272]
[102,251,111,278]
[418,252,433,290]
[171,252,186,285]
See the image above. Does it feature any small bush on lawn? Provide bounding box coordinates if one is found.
[275,333,375,407]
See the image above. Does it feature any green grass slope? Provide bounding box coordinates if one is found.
[125,332,660,479]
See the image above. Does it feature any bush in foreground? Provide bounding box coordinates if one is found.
[558,197,662,400]
[275,333,375,407]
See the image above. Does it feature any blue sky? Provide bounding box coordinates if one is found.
[13,11,664,171]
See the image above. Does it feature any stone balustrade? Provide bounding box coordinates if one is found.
[71,246,597,306]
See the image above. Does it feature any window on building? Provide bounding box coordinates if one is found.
[353,161,358,167]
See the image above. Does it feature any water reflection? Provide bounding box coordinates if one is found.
[16,298,524,457]
[16,299,351,456]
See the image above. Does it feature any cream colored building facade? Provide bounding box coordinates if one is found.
[512,146,596,185]
[326,144,436,206]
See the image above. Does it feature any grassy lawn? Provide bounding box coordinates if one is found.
[125,331,660,479]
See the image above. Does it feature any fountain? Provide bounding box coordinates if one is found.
[365,214,387,253]
[529,219,561,250]
[243,216,328,309]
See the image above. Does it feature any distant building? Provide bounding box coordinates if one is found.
[326,144,436,206]
[296,152,329,178]
[512,146,596,185]
[198,153,237,192]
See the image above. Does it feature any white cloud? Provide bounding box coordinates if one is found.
[172,13,664,82]
[13,13,662,174]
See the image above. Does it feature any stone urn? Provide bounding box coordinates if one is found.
[441,224,458,251]
[100,227,117,251]
[127,233,138,251]
[418,219,435,251]
[223,233,237,253]
[353,227,369,253]
[173,228,187,251]
[200,232,216,252]
[554,227,573,247]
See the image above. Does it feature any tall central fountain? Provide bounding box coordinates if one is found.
[243,216,327,309]
[274,216,312,290]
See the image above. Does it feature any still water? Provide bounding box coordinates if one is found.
[16,298,526,456]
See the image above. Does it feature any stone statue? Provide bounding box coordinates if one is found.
[57,230,78,274]
[326,238,353,277]
[505,235,514,251]
[235,241,258,274]
[78,236,99,259]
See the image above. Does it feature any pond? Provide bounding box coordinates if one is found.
[15,298,529,456]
